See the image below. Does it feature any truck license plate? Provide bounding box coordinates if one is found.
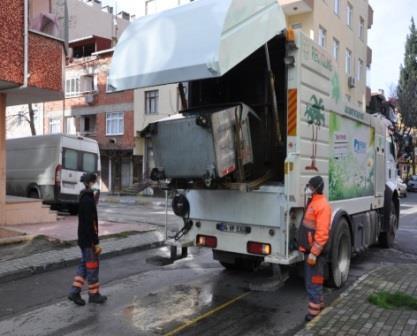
[216,222,251,234]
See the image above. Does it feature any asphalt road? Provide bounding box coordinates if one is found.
[1,194,416,336]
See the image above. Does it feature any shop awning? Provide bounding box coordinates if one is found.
[108,0,286,91]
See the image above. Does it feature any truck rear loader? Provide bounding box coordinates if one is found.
[108,0,399,288]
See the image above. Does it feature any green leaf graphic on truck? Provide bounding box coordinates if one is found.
[305,95,325,172]
[329,112,375,201]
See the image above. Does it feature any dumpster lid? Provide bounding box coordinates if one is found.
[108,0,286,91]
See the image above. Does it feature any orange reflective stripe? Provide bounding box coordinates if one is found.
[73,281,83,288]
[303,219,316,230]
[74,276,85,284]
[287,89,297,136]
[311,242,323,256]
[86,261,98,269]
[88,288,99,294]
[88,282,100,289]
[312,275,324,285]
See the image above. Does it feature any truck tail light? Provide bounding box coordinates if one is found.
[196,235,217,248]
[247,241,271,256]
[55,164,62,186]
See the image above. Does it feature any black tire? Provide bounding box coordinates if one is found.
[327,217,352,288]
[379,200,398,248]
[28,189,40,199]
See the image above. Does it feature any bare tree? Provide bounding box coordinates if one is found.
[7,104,37,136]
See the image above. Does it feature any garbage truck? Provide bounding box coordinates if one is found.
[108,0,399,288]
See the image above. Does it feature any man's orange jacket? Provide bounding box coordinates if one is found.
[298,194,332,256]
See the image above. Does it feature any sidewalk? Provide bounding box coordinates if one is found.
[296,264,417,336]
[0,230,165,284]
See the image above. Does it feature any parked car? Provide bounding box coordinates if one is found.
[397,177,407,197]
[407,175,417,192]
[6,134,101,214]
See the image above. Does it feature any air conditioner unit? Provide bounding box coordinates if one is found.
[348,76,356,88]
[84,93,96,105]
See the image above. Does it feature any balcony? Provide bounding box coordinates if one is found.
[278,0,314,16]
[367,46,373,67]
[368,5,374,29]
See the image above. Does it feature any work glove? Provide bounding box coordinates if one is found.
[306,253,317,267]
[94,245,102,256]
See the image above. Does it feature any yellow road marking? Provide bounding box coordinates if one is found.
[163,291,251,336]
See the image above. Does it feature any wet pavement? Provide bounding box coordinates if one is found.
[0,194,416,335]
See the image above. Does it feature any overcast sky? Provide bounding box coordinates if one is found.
[102,0,417,96]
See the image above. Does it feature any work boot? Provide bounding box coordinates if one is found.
[89,293,107,304]
[305,314,316,322]
[68,293,86,306]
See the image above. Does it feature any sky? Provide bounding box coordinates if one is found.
[102,0,417,96]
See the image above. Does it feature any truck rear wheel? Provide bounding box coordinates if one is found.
[327,218,351,288]
[379,200,398,248]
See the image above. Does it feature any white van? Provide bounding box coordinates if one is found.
[6,134,101,214]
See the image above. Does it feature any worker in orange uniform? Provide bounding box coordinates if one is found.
[298,176,332,322]
[68,173,107,306]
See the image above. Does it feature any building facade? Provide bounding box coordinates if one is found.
[0,0,65,225]
[278,0,373,110]
[6,0,131,140]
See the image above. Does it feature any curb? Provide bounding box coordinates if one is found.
[0,238,166,284]
[0,234,37,246]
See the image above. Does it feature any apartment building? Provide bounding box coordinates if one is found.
[0,0,65,225]
[279,0,373,110]
[131,0,193,180]
[44,36,138,192]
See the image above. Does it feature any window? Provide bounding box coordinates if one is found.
[357,59,363,81]
[65,78,80,97]
[145,90,159,114]
[66,117,76,135]
[332,38,340,60]
[106,112,124,136]
[82,153,97,173]
[49,119,60,134]
[318,26,327,48]
[63,149,97,172]
[345,49,352,75]
[63,149,78,170]
[347,3,353,27]
[334,0,340,15]
[80,75,94,93]
[359,17,365,41]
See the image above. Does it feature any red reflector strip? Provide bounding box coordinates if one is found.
[247,241,271,256]
[196,235,217,248]
[287,89,297,136]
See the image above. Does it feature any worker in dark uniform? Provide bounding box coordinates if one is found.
[68,172,107,306]
[298,176,332,322]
